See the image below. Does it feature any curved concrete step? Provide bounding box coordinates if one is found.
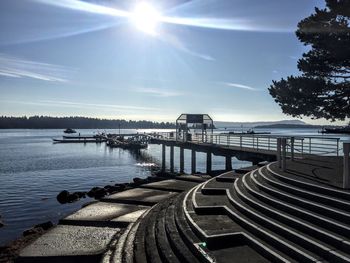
[174,191,215,262]
[133,206,156,263]
[154,203,180,263]
[247,171,350,239]
[237,172,350,260]
[164,200,200,263]
[254,168,350,225]
[267,163,350,201]
[191,186,306,262]
[260,166,350,212]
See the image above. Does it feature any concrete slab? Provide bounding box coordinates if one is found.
[102,188,177,206]
[18,225,120,263]
[59,202,148,227]
[112,208,148,223]
[140,179,198,192]
[175,174,211,183]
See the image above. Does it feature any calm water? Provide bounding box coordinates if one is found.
[0,128,346,245]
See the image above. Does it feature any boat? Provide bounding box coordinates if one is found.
[227,130,271,135]
[53,138,106,143]
[319,126,350,134]
[63,128,76,134]
[107,136,148,149]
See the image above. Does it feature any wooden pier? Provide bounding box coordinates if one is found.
[149,132,346,184]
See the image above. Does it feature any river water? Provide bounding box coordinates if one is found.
[0,128,347,245]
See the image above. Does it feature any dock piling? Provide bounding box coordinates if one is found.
[162,144,166,173]
[170,146,174,173]
[225,156,232,171]
[191,150,196,174]
[180,147,184,174]
[206,152,212,174]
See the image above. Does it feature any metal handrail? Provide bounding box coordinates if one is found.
[150,132,340,156]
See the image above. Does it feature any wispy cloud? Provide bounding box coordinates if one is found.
[0,53,73,82]
[135,87,183,97]
[160,33,214,61]
[2,99,158,112]
[222,82,258,91]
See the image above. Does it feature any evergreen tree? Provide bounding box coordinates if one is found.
[269,0,350,121]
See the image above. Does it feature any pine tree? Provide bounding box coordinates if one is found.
[269,0,350,121]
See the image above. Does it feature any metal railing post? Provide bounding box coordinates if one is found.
[291,137,295,161]
[309,138,312,154]
[281,138,287,172]
[337,139,340,157]
[240,136,242,148]
[343,142,350,189]
[301,139,304,156]
[277,138,282,168]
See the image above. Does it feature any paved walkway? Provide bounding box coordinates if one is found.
[272,155,344,188]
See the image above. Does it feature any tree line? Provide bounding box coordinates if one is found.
[0,116,176,129]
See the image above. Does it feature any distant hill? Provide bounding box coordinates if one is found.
[0,116,176,129]
[214,120,306,128]
[254,123,319,129]
[254,123,341,129]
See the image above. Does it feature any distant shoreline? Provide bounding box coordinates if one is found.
[253,124,339,129]
[0,116,176,129]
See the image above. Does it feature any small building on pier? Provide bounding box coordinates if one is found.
[176,113,214,142]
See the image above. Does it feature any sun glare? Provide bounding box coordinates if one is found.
[131,2,161,36]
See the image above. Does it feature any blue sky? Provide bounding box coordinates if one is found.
[0,0,331,123]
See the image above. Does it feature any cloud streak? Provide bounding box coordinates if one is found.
[135,87,183,97]
[222,82,258,91]
[2,99,158,112]
[0,54,72,82]
[159,32,214,61]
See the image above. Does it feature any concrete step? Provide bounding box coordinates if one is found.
[154,203,180,263]
[227,182,327,262]
[189,185,299,262]
[59,202,148,228]
[175,174,211,183]
[102,188,177,206]
[175,191,216,262]
[259,166,350,212]
[215,171,240,182]
[202,178,234,190]
[254,169,350,225]
[139,179,199,192]
[143,204,164,263]
[267,163,350,201]
[247,171,350,240]
[164,200,200,263]
[133,208,151,263]
[16,225,121,263]
[237,172,350,261]
[122,221,142,263]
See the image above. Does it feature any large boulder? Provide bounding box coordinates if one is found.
[56,190,70,204]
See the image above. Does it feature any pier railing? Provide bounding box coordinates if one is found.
[150,132,341,156]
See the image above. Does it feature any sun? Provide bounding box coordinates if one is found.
[130,2,161,36]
